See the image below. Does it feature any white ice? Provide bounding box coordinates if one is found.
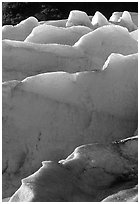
[119,11,137,31]
[3,53,138,198]
[24,24,92,45]
[3,25,137,81]
[74,25,137,67]
[66,10,93,28]
[40,19,67,27]
[2,39,90,81]
[91,11,109,28]
[130,29,138,41]
[2,17,39,41]
[109,11,137,31]
[21,53,138,119]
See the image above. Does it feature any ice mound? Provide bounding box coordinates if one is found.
[9,136,137,202]
[2,16,39,41]
[66,10,93,28]
[74,25,137,67]
[3,24,137,81]
[109,11,137,31]
[24,24,92,45]
[92,11,109,28]
[2,53,137,198]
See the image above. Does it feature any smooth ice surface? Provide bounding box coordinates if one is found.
[130,29,138,41]
[2,17,39,41]
[25,25,92,45]
[2,39,91,81]
[42,19,67,27]
[109,12,122,22]
[66,10,93,28]
[129,12,138,26]
[3,25,137,81]
[74,25,137,68]
[21,53,138,119]
[92,11,109,28]
[119,11,137,31]
[21,72,83,106]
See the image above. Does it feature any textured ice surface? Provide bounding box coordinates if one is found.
[24,24,92,45]
[9,136,138,201]
[3,25,137,81]
[3,53,137,198]
[2,17,39,41]
[102,185,138,202]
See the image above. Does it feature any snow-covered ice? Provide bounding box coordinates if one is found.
[24,24,92,45]
[3,53,137,198]
[2,17,39,41]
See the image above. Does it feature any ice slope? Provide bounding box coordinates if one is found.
[2,17,39,41]
[66,10,93,28]
[2,53,137,198]
[24,24,92,45]
[3,25,137,81]
[9,136,138,202]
